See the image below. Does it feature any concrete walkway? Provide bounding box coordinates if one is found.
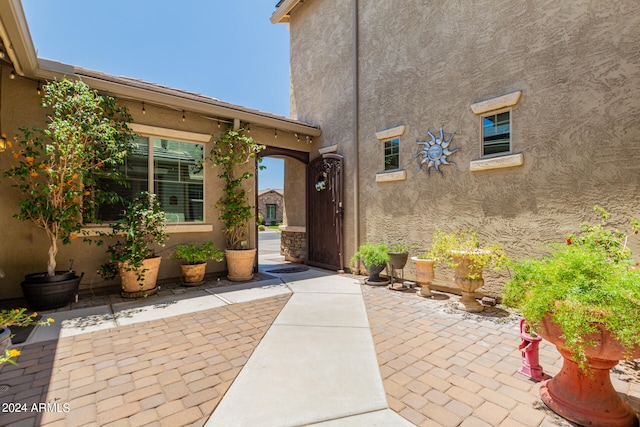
[1,254,638,426]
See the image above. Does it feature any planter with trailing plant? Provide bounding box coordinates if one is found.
[3,79,134,310]
[351,243,390,285]
[1,308,53,366]
[430,228,507,312]
[209,129,264,281]
[172,241,225,285]
[503,206,640,426]
[99,192,167,298]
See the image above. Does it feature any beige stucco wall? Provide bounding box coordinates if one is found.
[283,157,306,227]
[0,68,306,299]
[287,0,640,296]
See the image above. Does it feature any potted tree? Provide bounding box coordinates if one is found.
[209,129,264,281]
[503,206,640,426]
[429,228,508,312]
[3,79,134,310]
[172,241,224,285]
[350,243,390,285]
[99,192,167,298]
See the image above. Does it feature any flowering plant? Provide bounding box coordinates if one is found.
[428,228,508,279]
[3,79,134,276]
[1,308,54,365]
[503,206,640,370]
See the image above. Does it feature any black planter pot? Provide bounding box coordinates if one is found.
[364,262,389,285]
[388,252,409,270]
[21,271,83,311]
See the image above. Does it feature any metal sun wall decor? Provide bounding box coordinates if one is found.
[413,126,460,177]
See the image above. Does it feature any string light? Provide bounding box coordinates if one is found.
[274,129,278,139]
[296,133,300,143]
[217,119,221,128]
[247,123,251,133]
[142,102,146,115]
[36,82,42,95]
[9,70,15,80]
[182,111,186,122]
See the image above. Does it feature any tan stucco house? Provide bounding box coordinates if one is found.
[258,188,284,226]
[0,1,320,300]
[272,0,640,296]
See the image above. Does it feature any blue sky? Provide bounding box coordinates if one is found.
[21,0,287,190]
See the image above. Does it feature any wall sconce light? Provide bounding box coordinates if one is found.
[9,70,16,79]
[0,133,7,152]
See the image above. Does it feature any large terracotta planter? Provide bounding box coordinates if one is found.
[451,251,486,312]
[180,263,206,286]
[412,257,435,297]
[226,249,256,281]
[119,256,161,298]
[536,314,640,427]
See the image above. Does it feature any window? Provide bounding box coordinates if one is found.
[384,138,400,171]
[266,204,277,221]
[96,136,204,223]
[482,110,511,156]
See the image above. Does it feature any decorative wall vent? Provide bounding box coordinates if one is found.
[413,126,459,177]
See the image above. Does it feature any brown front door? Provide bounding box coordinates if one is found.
[307,153,344,271]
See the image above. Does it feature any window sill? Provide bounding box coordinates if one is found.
[376,170,407,182]
[81,223,213,236]
[470,153,524,172]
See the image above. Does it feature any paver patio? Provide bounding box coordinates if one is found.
[1,269,639,426]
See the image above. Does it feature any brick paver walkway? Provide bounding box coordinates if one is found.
[363,284,640,427]
[0,294,289,427]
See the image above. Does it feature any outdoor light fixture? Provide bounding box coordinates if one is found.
[142,102,146,115]
[247,123,251,133]
[274,129,278,138]
[9,70,15,79]
[0,133,6,152]
[296,133,300,143]
[182,111,186,122]
[36,82,42,95]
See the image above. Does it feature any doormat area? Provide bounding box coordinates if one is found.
[266,266,309,274]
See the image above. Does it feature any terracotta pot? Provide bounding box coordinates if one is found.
[226,249,256,281]
[536,314,640,427]
[451,251,485,312]
[180,263,206,285]
[119,256,161,297]
[412,257,435,297]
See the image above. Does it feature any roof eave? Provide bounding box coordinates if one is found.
[270,0,303,24]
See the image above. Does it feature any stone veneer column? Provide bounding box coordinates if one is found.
[279,226,307,262]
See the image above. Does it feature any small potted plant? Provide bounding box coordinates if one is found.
[1,308,53,365]
[209,128,265,281]
[429,228,508,312]
[350,243,390,285]
[3,79,134,309]
[99,192,167,298]
[412,250,437,298]
[172,242,224,285]
[503,206,640,426]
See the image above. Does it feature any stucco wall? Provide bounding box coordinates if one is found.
[0,69,306,299]
[287,0,640,296]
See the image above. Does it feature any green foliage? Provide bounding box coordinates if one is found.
[258,225,266,231]
[350,243,390,271]
[3,79,135,275]
[257,212,265,225]
[503,207,640,370]
[209,129,265,250]
[428,228,508,279]
[171,242,224,265]
[99,192,167,281]
[1,308,53,366]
